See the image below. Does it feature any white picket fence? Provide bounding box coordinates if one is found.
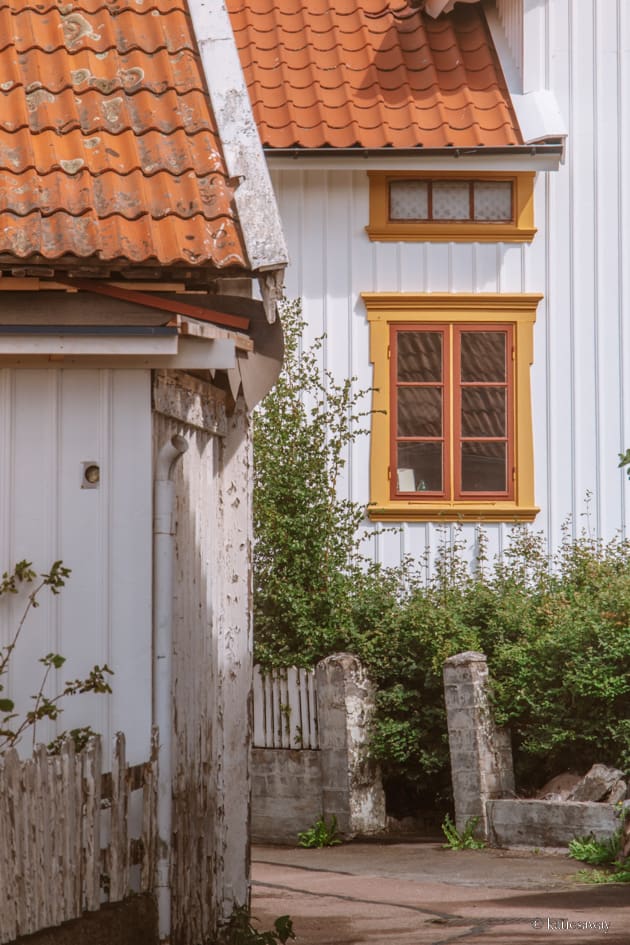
[0,731,158,943]
[253,666,319,749]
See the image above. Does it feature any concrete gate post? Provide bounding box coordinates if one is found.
[315,654,386,837]
[443,652,515,839]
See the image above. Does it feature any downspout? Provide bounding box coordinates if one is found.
[153,434,189,943]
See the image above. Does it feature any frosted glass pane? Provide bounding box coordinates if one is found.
[473,181,512,221]
[432,181,470,220]
[390,180,429,219]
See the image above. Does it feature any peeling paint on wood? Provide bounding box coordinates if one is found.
[155,389,253,944]
[153,369,228,436]
[0,733,158,943]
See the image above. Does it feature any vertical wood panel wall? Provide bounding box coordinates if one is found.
[0,369,153,764]
[269,1,630,568]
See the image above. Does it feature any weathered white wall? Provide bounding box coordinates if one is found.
[0,369,152,763]
[268,0,630,570]
[156,387,252,944]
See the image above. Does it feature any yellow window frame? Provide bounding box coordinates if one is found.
[366,171,536,243]
[362,293,542,523]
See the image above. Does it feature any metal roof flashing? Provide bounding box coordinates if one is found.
[265,144,564,173]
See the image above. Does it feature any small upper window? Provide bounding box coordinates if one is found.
[389,179,513,223]
[367,172,535,243]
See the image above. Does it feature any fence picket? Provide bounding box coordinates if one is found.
[60,739,79,922]
[109,733,129,901]
[4,750,23,937]
[81,736,102,912]
[0,733,158,945]
[252,667,265,747]
[306,671,318,747]
[286,668,301,749]
[252,666,319,749]
[34,745,52,931]
[0,758,17,941]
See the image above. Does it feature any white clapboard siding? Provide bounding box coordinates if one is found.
[269,0,630,571]
[0,731,158,944]
[253,666,318,749]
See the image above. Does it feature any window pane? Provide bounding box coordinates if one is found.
[460,331,506,382]
[397,442,442,492]
[432,181,470,220]
[461,387,506,437]
[390,180,429,220]
[398,331,442,382]
[473,181,512,221]
[397,387,442,437]
[461,441,507,493]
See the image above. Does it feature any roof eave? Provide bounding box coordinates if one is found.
[264,142,565,172]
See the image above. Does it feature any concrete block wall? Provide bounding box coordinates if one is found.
[251,654,386,844]
[487,799,619,848]
[443,652,515,837]
[444,652,620,849]
[251,749,323,843]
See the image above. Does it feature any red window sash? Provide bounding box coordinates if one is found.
[390,323,515,502]
[453,324,514,501]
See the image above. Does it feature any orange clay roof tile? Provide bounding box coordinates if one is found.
[0,0,249,269]
[227,0,522,150]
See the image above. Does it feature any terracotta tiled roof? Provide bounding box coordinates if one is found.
[227,0,522,150]
[0,0,248,269]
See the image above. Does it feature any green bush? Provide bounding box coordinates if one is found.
[253,301,630,812]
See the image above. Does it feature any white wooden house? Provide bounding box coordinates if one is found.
[0,2,286,943]
[229,0,629,569]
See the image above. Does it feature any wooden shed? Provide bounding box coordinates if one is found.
[0,2,286,943]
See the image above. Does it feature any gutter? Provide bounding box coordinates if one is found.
[265,142,565,160]
[153,434,189,944]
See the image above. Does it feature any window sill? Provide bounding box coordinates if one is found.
[367,502,540,523]
[365,224,537,243]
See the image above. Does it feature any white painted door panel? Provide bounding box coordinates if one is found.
[0,369,152,763]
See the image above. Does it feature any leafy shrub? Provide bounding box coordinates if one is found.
[221,906,295,945]
[441,814,486,850]
[0,560,113,754]
[254,301,630,812]
[297,815,342,848]
[253,299,372,667]
[568,807,630,883]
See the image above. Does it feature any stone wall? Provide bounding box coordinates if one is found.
[443,652,515,837]
[251,749,323,844]
[251,654,386,844]
[444,652,622,848]
[487,799,619,848]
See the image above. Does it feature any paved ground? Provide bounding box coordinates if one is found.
[251,843,630,945]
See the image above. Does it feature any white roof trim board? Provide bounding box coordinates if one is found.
[185,0,289,277]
